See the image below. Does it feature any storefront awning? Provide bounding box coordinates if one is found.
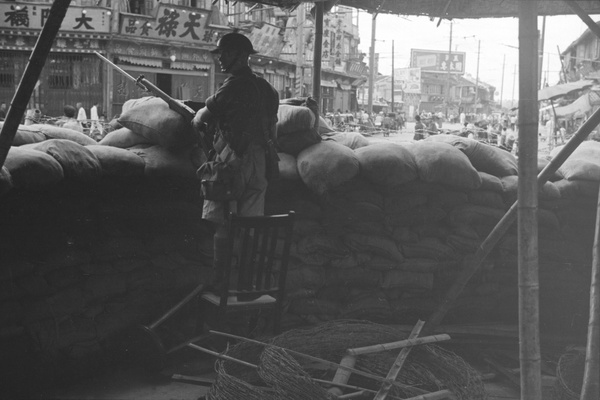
[117,56,163,68]
[171,62,211,71]
[553,93,592,118]
[321,80,337,88]
[338,83,352,90]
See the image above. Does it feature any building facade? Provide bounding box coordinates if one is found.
[0,0,368,119]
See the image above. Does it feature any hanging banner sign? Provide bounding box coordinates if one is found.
[410,49,466,74]
[247,23,284,58]
[394,68,422,93]
[0,3,110,33]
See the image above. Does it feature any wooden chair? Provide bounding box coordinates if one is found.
[200,211,295,336]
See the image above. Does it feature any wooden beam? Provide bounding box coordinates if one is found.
[564,1,600,40]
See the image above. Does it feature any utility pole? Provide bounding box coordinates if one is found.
[295,3,305,97]
[391,40,395,113]
[500,54,506,109]
[474,39,480,115]
[445,21,453,118]
[367,13,376,115]
[511,64,517,108]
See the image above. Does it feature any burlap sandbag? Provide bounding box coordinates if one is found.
[121,96,155,113]
[86,145,145,177]
[500,174,560,200]
[99,127,152,148]
[277,152,300,180]
[380,270,434,291]
[343,232,404,263]
[118,97,195,149]
[323,132,370,149]
[0,166,12,195]
[276,104,321,155]
[411,141,482,190]
[4,146,64,189]
[478,171,504,192]
[468,190,506,209]
[446,204,505,227]
[127,144,200,179]
[297,141,359,196]
[355,142,418,188]
[31,139,102,180]
[401,238,456,261]
[317,116,335,135]
[0,122,46,146]
[427,134,518,177]
[554,179,600,198]
[556,140,600,181]
[296,233,349,259]
[28,124,97,146]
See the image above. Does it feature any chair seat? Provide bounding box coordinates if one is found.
[201,292,277,307]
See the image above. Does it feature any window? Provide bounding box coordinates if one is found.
[0,54,15,88]
[47,57,72,89]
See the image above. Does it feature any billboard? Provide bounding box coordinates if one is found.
[394,68,421,93]
[410,49,466,74]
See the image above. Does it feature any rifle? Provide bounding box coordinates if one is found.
[94,51,211,157]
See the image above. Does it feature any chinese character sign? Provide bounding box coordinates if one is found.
[410,49,466,74]
[119,5,225,45]
[247,23,284,58]
[1,3,110,32]
[394,68,421,94]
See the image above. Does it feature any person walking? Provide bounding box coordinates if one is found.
[192,32,279,283]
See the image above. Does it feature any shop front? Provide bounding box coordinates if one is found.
[0,3,111,117]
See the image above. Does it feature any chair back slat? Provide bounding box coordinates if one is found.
[222,212,295,302]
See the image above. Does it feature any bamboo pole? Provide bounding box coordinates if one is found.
[347,334,451,356]
[518,2,542,399]
[186,342,409,400]
[208,329,428,394]
[423,92,600,337]
[373,320,425,400]
[581,184,600,399]
[0,0,72,170]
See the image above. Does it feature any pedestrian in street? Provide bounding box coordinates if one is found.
[60,105,84,133]
[0,102,6,121]
[192,32,279,284]
[413,114,425,141]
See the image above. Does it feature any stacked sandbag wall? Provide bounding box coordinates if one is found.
[0,98,597,393]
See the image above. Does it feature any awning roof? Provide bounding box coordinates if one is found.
[538,80,595,101]
[248,0,600,18]
[553,93,592,118]
[117,56,163,68]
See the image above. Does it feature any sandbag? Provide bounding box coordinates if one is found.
[121,96,155,113]
[554,179,600,198]
[427,134,518,177]
[380,270,434,291]
[296,233,349,259]
[4,146,64,189]
[276,104,321,156]
[325,267,380,288]
[277,152,300,180]
[317,116,335,135]
[501,175,561,200]
[323,132,370,149]
[30,139,102,180]
[343,232,404,263]
[297,141,359,196]
[411,141,482,190]
[401,238,456,261]
[478,171,504,192]
[99,127,151,148]
[118,97,195,149]
[28,124,97,146]
[446,204,506,227]
[0,166,12,195]
[86,145,145,177]
[0,122,46,146]
[468,190,506,209]
[557,140,600,181]
[127,144,200,179]
[355,142,418,188]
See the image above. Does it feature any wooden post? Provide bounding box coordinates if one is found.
[0,0,72,170]
[581,185,600,399]
[518,2,542,399]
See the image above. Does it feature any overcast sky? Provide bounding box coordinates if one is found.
[357,12,599,101]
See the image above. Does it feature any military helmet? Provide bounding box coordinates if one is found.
[210,32,258,54]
